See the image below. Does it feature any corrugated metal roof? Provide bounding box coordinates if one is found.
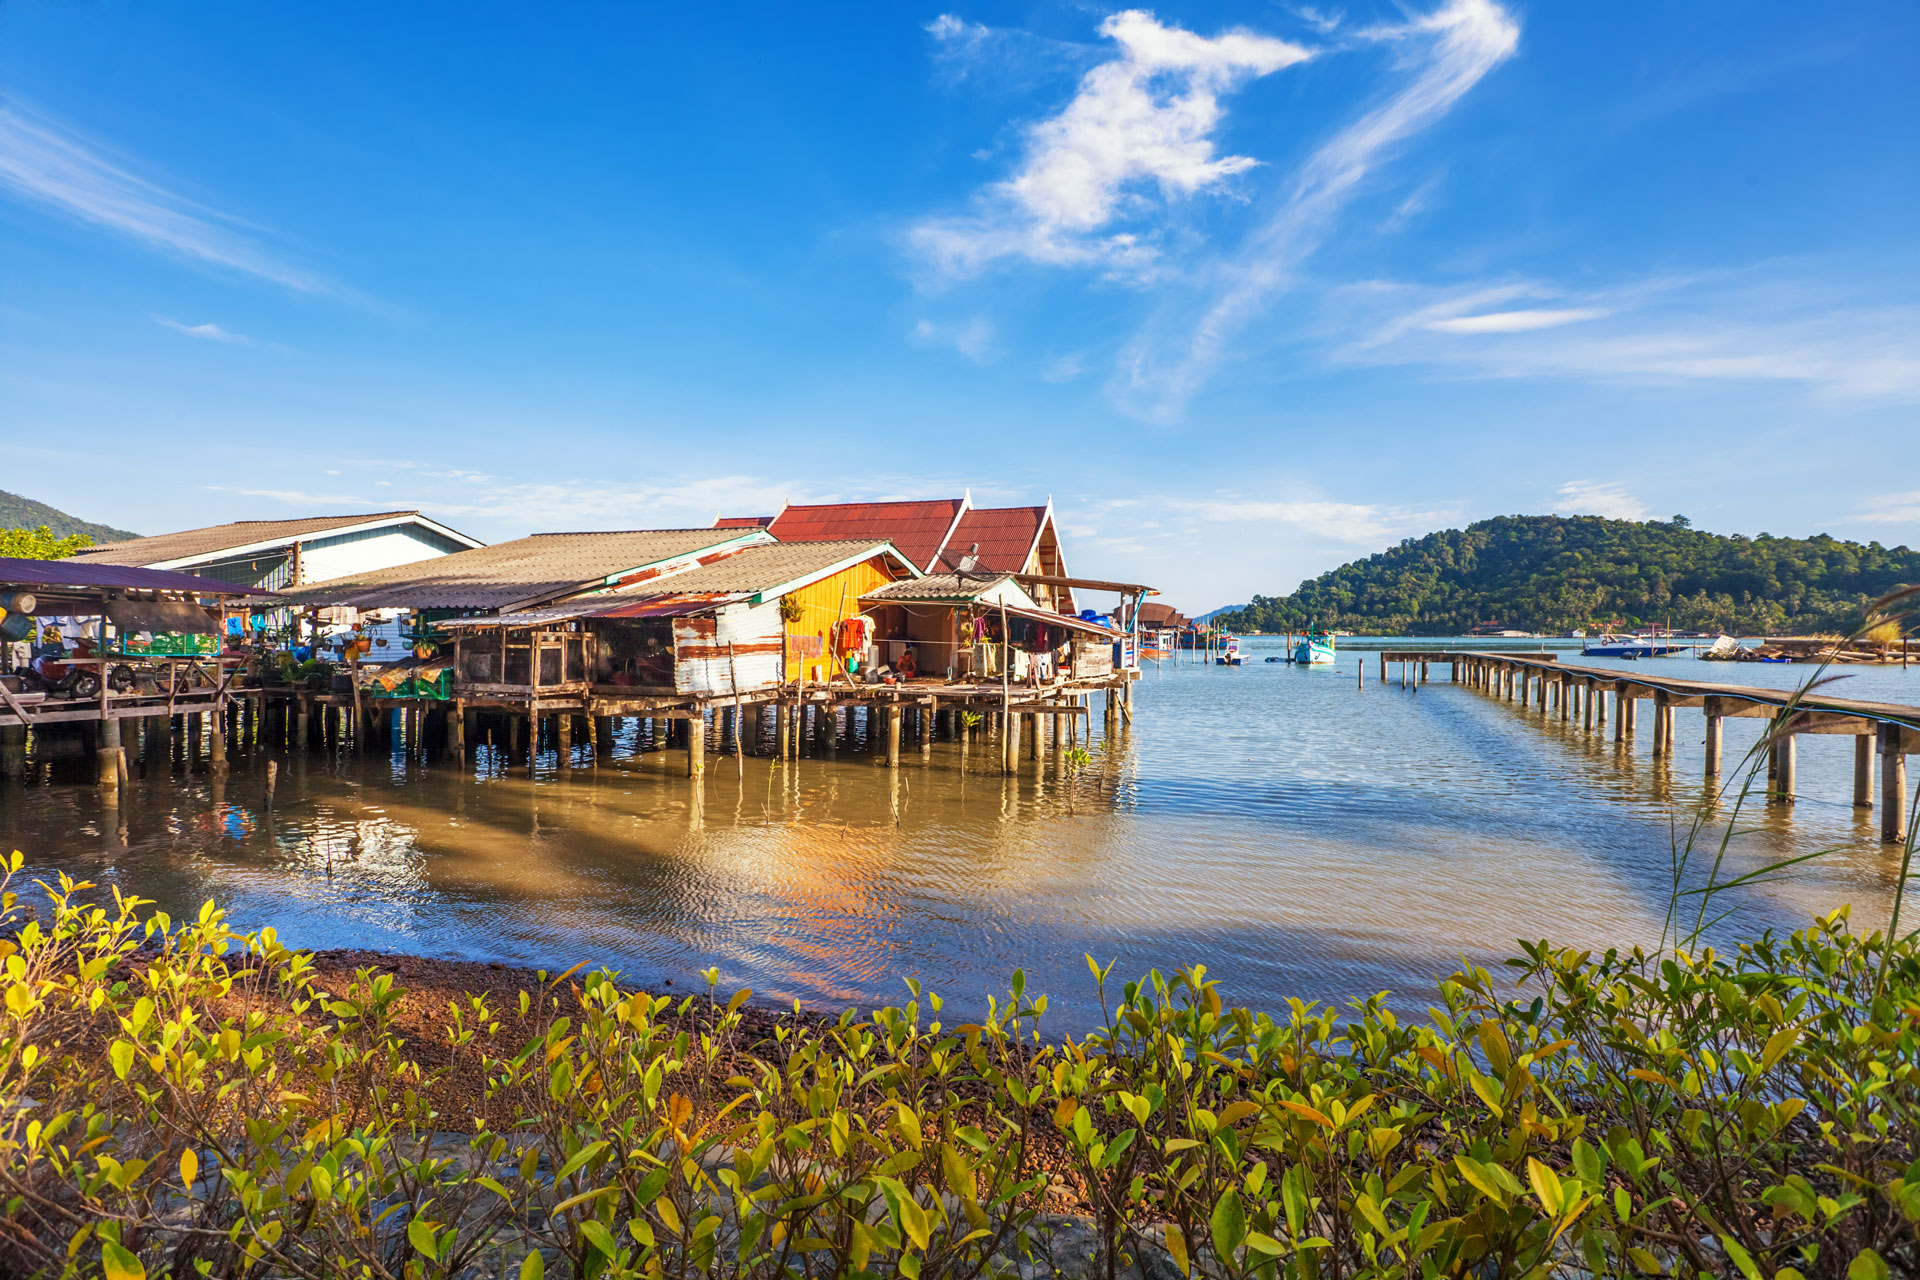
[284,529,767,611]
[714,515,775,528]
[71,511,462,566]
[767,500,965,572]
[941,506,1046,573]
[1003,604,1119,638]
[0,555,278,597]
[862,571,1017,603]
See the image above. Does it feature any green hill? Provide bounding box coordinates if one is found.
[0,489,138,544]
[1215,515,1920,637]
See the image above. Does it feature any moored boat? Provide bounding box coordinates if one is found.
[1214,638,1245,665]
[1582,633,1687,659]
[1293,629,1337,665]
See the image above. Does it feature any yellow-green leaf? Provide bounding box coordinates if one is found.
[101,1241,145,1280]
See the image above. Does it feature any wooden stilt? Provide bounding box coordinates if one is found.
[1703,697,1723,777]
[887,703,902,768]
[1775,732,1796,805]
[1855,734,1875,808]
[688,710,705,778]
[1880,726,1907,844]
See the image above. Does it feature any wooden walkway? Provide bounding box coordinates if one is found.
[1378,650,1917,844]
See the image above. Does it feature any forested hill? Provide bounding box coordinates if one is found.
[0,489,136,543]
[1214,516,1920,636]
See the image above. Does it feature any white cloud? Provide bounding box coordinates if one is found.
[912,315,998,362]
[1340,274,1920,400]
[0,103,330,293]
[913,11,1312,279]
[1426,307,1607,334]
[153,315,253,343]
[1554,480,1648,521]
[1114,0,1519,419]
[1848,491,1920,526]
[1040,352,1086,382]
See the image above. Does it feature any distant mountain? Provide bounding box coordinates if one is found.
[0,490,138,543]
[1213,515,1920,637]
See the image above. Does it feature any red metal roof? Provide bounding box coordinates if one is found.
[943,506,1046,573]
[766,499,964,572]
[714,515,775,529]
[0,556,278,597]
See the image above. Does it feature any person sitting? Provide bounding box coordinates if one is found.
[895,647,917,680]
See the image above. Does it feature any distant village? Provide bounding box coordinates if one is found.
[0,496,1170,779]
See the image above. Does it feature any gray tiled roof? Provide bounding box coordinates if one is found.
[284,529,765,611]
[861,571,1016,603]
[632,540,907,596]
[73,512,433,566]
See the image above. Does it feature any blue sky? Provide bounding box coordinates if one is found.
[1,1,1915,611]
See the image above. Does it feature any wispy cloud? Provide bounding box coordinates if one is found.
[1114,0,1519,420]
[913,11,1313,280]
[1426,307,1607,334]
[1338,273,1920,400]
[0,103,331,294]
[912,315,998,363]
[1554,480,1647,521]
[1846,491,1920,527]
[153,315,254,344]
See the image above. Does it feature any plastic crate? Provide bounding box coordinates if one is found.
[113,632,220,657]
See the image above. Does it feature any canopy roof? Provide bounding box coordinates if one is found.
[0,556,276,598]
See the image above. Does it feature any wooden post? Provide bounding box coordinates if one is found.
[1651,692,1668,757]
[1775,731,1796,805]
[1880,725,1907,844]
[1855,734,1874,808]
[1703,697,1723,778]
[209,702,227,772]
[1596,679,1608,728]
[1560,675,1572,721]
[1583,678,1596,731]
[1617,684,1634,741]
[1005,708,1020,774]
[923,699,934,760]
[688,709,706,778]
[887,702,902,768]
[557,713,572,766]
[449,701,466,756]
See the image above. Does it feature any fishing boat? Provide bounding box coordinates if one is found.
[1582,633,1687,659]
[1214,638,1245,665]
[1293,629,1337,665]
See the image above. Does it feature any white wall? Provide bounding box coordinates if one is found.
[298,525,468,583]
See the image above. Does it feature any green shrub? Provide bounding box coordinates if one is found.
[1,853,1913,1278]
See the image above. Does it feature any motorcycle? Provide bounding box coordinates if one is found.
[20,641,135,700]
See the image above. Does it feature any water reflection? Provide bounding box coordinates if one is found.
[2,638,1910,1034]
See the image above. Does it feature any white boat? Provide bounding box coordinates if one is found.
[1293,629,1336,665]
[1214,638,1245,665]
[1582,633,1686,659]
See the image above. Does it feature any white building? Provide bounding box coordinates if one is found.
[72,511,484,591]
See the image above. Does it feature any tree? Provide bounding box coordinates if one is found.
[0,525,94,560]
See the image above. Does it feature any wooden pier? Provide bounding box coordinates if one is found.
[1379,650,1919,844]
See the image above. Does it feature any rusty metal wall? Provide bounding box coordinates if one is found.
[673,601,784,695]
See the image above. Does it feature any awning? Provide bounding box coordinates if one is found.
[999,604,1120,638]
[433,591,741,630]
[105,599,217,635]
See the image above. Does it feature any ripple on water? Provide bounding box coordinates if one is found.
[3,640,1909,1033]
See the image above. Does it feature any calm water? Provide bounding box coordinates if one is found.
[4,637,1914,1033]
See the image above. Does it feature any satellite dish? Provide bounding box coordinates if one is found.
[955,543,980,578]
